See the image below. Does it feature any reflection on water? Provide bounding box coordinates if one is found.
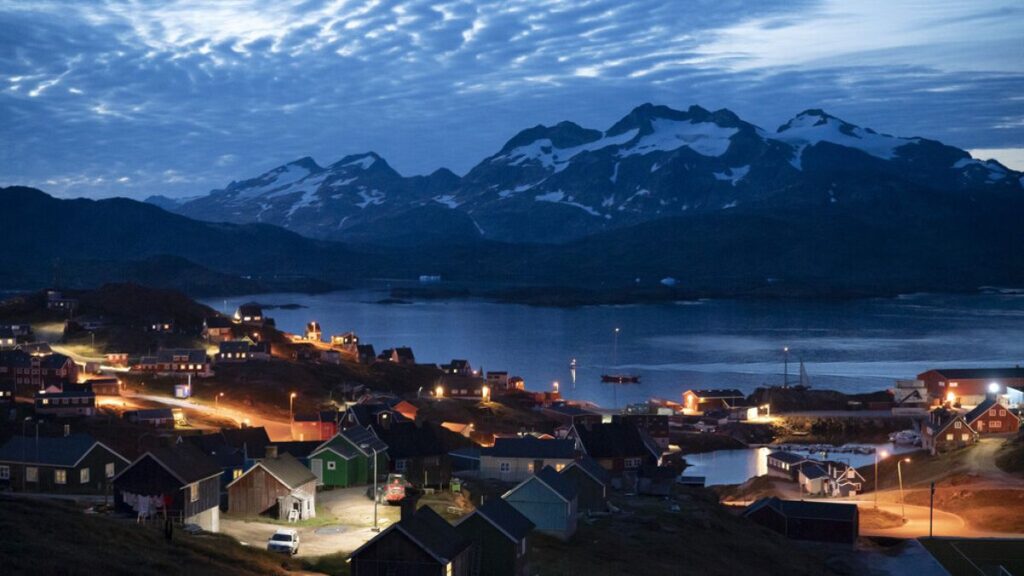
[203,291,1024,408]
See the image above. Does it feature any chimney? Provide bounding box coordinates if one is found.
[265,445,278,459]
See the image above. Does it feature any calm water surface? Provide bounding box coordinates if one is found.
[203,291,1024,408]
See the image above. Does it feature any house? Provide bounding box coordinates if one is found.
[0,434,129,494]
[0,326,15,349]
[379,347,415,364]
[540,403,600,428]
[0,324,32,344]
[331,332,359,349]
[113,443,223,532]
[392,400,419,421]
[356,344,376,364]
[616,413,670,450]
[233,303,263,324]
[455,497,534,576]
[220,426,273,460]
[560,456,610,514]
[21,342,54,356]
[442,359,473,377]
[918,367,1024,406]
[305,321,322,342]
[227,447,317,521]
[308,426,388,488]
[70,316,107,332]
[921,408,978,455]
[569,421,661,476]
[0,380,13,405]
[320,349,342,364]
[963,397,1021,435]
[46,290,78,312]
[203,316,234,342]
[34,385,95,417]
[486,371,510,390]
[341,402,408,430]
[743,497,859,544]
[217,340,252,363]
[682,389,745,413]
[124,408,175,427]
[796,462,830,496]
[105,352,129,366]
[828,463,865,498]
[371,421,451,485]
[438,378,488,400]
[479,437,576,483]
[349,506,472,576]
[291,410,340,442]
[502,466,578,541]
[184,433,247,489]
[508,376,526,391]
[766,451,808,480]
[85,377,121,396]
[134,349,209,375]
[0,351,79,392]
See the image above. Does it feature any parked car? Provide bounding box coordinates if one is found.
[267,528,300,555]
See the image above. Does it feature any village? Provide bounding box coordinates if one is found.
[1,285,1022,575]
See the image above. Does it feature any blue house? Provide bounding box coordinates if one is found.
[502,466,578,541]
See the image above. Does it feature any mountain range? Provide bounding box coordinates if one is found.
[150,104,1023,246]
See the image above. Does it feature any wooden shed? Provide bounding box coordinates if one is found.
[455,497,534,576]
[502,466,578,541]
[227,448,317,521]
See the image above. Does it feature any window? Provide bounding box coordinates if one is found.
[105,462,115,478]
[54,469,66,484]
[949,382,958,388]
[526,462,534,473]
[1000,410,1007,416]
[991,420,1002,429]
[961,434,970,441]
[499,462,511,473]
[0,465,9,480]
[232,468,243,479]
[990,409,998,416]
[327,461,337,471]
[80,468,90,484]
[954,421,962,429]
[395,459,407,473]
[624,458,641,469]
[945,434,953,441]
[190,483,199,503]
[555,463,565,472]
[446,562,453,576]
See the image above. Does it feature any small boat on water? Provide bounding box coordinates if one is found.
[889,430,921,445]
[601,374,640,384]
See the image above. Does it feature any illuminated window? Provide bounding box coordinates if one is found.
[961,434,970,441]
[80,468,90,484]
[54,469,67,484]
[992,421,1002,429]
[945,434,953,441]
[949,382,958,388]
[190,483,199,502]
[527,462,534,473]
[232,468,243,479]
[555,463,565,472]
[954,421,961,429]
[105,463,115,478]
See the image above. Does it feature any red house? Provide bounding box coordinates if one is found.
[964,398,1020,435]
[291,411,339,442]
[917,367,1024,406]
[921,409,978,455]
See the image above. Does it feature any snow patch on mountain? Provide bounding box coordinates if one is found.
[776,111,918,166]
[356,189,385,208]
[619,118,738,158]
[610,162,620,183]
[714,165,750,186]
[494,129,638,173]
[433,194,460,208]
[535,190,602,216]
[342,155,377,170]
[722,200,738,209]
[234,163,316,201]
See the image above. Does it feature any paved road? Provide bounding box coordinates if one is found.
[131,393,293,441]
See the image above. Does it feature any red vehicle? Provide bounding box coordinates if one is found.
[384,474,407,505]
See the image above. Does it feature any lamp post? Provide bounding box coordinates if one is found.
[874,449,888,509]
[783,346,789,388]
[361,443,379,532]
[215,392,224,410]
[289,392,297,417]
[897,458,910,522]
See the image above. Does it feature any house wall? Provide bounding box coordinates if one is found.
[113,456,220,530]
[312,451,355,487]
[351,529,469,576]
[924,419,977,455]
[503,479,576,540]
[228,465,293,517]
[970,405,1021,434]
[456,513,528,576]
[561,467,606,514]
[480,456,573,483]
[0,445,126,495]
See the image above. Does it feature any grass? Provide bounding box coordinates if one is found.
[859,507,906,530]
[995,435,1024,476]
[302,552,350,576]
[920,538,1024,576]
[0,496,309,576]
[904,478,1024,533]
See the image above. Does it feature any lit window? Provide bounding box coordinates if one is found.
[955,421,961,429]
[232,468,243,479]
[945,434,953,441]
[961,434,970,441]
[526,462,534,473]
[105,463,115,478]
[992,421,1002,429]
[80,468,90,484]
[190,483,199,502]
[555,463,565,472]
[949,382,958,388]
[54,469,67,484]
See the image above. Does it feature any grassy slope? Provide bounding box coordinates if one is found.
[921,538,1024,576]
[0,497,303,576]
[995,436,1024,476]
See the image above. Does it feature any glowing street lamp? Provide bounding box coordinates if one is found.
[988,382,1001,395]
[435,385,444,399]
[874,449,889,509]
[481,385,490,402]
[553,381,560,394]
[946,391,956,405]
[898,458,911,521]
[215,392,224,410]
[289,392,297,417]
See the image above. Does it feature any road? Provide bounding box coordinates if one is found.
[130,393,294,441]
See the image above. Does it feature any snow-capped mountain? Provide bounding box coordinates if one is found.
[159,104,1023,245]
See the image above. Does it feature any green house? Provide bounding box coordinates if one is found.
[309,425,388,488]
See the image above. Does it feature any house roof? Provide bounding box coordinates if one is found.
[686,389,745,399]
[343,425,388,455]
[927,409,974,436]
[768,451,807,465]
[121,443,222,485]
[513,466,577,503]
[798,462,829,480]
[572,422,659,460]
[229,453,316,490]
[220,427,272,458]
[370,421,446,459]
[218,341,251,353]
[352,506,469,565]
[562,455,610,488]
[36,388,95,399]
[344,403,406,427]
[204,316,233,329]
[483,437,575,460]
[0,434,127,467]
[471,497,535,542]
[155,348,207,364]
[393,347,415,361]
[744,497,858,522]
[964,398,1005,424]
[39,353,74,369]
[272,441,322,459]
[922,367,1024,380]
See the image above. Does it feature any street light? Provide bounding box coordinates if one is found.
[898,458,910,522]
[988,382,1000,395]
[215,392,224,410]
[360,443,379,532]
[783,346,790,388]
[874,449,889,509]
[289,392,297,418]
[552,381,559,394]
[481,385,490,403]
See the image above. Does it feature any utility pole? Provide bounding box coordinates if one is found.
[929,481,935,538]
[783,346,789,388]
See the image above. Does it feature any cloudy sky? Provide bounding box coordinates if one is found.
[2,0,1022,199]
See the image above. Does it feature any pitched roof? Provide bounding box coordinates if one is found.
[572,422,658,460]
[531,466,577,502]
[312,434,360,460]
[218,340,251,353]
[483,437,575,460]
[370,421,446,459]
[352,506,469,565]
[923,367,1024,380]
[963,398,1004,424]
[0,434,126,467]
[271,440,322,459]
[562,456,610,488]
[798,462,828,480]
[687,389,745,399]
[768,451,808,465]
[39,353,74,369]
[230,453,316,490]
[343,425,388,455]
[128,443,222,485]
[220,427,272,458]
[744,497,857,522]
[472,497,535,541]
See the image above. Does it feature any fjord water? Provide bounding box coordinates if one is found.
[204,291,1024,408]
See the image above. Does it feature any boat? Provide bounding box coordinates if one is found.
[889,430,921,445]
[601,374,640,384]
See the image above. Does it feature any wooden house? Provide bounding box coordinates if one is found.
[442,359,473,377]
[291,410,340,442]
[203,316,234,342]
[356,344,376,364]
[918,367,1024,406]
[455,497,534,576]
[743,497,858,544]
[379,347,415,365]
[113,443,223,532]
[922,409,978,455]
[569,421,661,476]
[0,326,15,349]
[309,426,388,488]
[372,421,451,485]
[217,340,252,363]
[502,466,578,541]
[233,303,263,324]
[964,397,1020,435]
[227,447,317,521]
[85,377,121,396]
[559,457,609,514]
[486,371,510,390]
[0,434,129,494]
[124,408,175,427]
[0,380,13,405]
[766,451,808,480]
[2,352,78,392]
[34,385,95,417]
[479,437,576,483]
[682,389,745,413]
[349,506,472,576]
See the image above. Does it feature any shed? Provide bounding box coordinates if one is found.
[309,426,388,488]
[455,497,534,576]
[559,456,609,514]
[227,449,317,521]
[502,466,578,541]
[349,506,472,576]
[743,497,858,544]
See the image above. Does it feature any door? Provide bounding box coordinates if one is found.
[311,458,324,486]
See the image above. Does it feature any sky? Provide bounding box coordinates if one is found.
[1,0,1022,199]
